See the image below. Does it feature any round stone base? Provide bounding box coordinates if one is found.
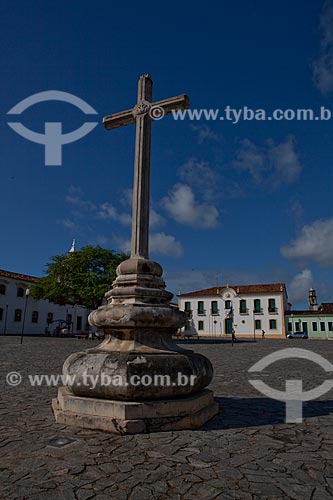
[63,349,214,400]
[52,386,219,434]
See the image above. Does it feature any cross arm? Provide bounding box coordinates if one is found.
[152,94,190,116]
[103,93,190,131]
[103,109,135,130]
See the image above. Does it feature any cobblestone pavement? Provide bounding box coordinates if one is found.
[1,337,333,500]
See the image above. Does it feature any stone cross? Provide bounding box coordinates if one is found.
[103,74,189,259]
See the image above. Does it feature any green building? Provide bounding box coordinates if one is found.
[285,289,333,339]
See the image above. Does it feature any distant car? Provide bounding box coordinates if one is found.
[51,321,70,337]
[287,332,308,339]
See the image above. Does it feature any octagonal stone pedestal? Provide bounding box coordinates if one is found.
[52,258,219,433]
[53,387,218,434]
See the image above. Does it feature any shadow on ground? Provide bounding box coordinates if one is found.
[202,397,333,430]
[176,339,256,345]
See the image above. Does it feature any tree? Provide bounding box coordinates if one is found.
[30,246,128,310]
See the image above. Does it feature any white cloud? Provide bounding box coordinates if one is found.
[117,232,183,258]
[313,0,333,94]
[178,158,242,202]
[268,137,302,185]
[94,235,110,246]
[65,186,132,226]
[119,188,133,208]
[65,185,82,205]
[179,158,215,186]
[190,125,221,144]
[233,136,302,188]
[150,208,165,229]
[65,185,96,213]
[288,199,304,224]
[164,268,263,297]
[98,202,132,226]
[117,238,131,254]
[281,218,333,265]
[178,159,219,202]
[165,269,220,296]
[288,270,313,303]
[107,188,164,229]
[162,184,218,229]
[233,139,265,183]
[150,233,183,258]
[58,218,78,230]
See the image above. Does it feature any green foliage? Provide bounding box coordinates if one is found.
[30,246,128,309]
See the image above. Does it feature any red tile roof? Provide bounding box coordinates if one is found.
[320,303,333,314]
[179,283,286,297]
[0,269,38,283]
[285,310,330,317]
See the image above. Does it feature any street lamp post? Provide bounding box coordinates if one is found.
[20,288,30,345]
[232,323,237,347]
[291,313,294,335]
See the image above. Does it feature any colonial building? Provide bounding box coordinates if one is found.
[178,284,288,339]
[0,269,89,335]
[285,289,333,339]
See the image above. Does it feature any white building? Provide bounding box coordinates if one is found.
[0,269,89,335]
[178,284,288,339]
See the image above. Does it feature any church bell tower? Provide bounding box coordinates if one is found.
[308,288,318,311]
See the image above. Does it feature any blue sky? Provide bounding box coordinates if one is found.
[1,0,333,306]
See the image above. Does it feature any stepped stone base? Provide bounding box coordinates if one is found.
[52,387,219,434]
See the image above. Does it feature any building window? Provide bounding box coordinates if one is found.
[185,321,191,331]
[198,321,204,331]
[184,301,191,313]
[47,312,53,324]
[197,301,205,315]
[312,322,318,332]
[287,322,292,332]
[268,298,276,312]
[211,301,219,315]
[320,322,326,332]
[328,322,333,332]
[0,308,3,321]
[255,319,261,330]
[254,299,261,313]
[295,322,301,332]
[14,309,22,322]
[225,300,232,309]
[269,319,277,330]
[17,287,24,298]
[0,284,6,295]
[31,311,39,323]
[239,299,247,314]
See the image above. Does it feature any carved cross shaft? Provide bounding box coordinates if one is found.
[103,74,189,259]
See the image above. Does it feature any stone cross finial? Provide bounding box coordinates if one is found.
[103,74,189,259]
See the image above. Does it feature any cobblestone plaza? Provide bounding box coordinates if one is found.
[1,337,333,499]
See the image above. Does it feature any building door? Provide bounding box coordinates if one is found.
[225,318,233,334]
[302,322,308,334]
[76,316,82,332]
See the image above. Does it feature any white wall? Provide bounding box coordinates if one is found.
[0,276,89,335]
[178,287,287,337]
